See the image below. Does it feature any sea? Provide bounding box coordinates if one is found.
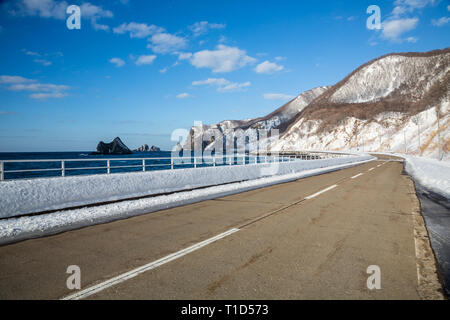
[0,151,256,180]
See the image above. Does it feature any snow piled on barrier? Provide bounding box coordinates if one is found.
[403,156,450,199]
[0,155,372,219]
[0,156,374,245]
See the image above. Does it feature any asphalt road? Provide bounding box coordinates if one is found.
[0,159,442,299]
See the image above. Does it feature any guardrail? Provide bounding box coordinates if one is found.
[0,151,355,181]
[0,155,290,181]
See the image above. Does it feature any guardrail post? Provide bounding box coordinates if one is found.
[194,157,197,168]
[107,160,111,174]
[0,161,3,181]
[229,156,232,166]
[213,157,216,167]
[171,157,174,170]
[142,159,146,172]
[61,160,65,177]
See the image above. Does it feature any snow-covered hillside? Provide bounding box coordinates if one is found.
[272,104,449,159]
[271,49,450,159]
[183,86,329,151]
[182,49,449,159]
[331,54,449,104]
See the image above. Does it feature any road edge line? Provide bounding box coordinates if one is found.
[61,228,240,300]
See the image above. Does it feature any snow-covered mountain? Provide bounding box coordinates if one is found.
[183,48,449,159]
[183,86,329,151]
[271,48,449,159]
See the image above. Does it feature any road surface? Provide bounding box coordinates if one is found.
[0,159,444,299]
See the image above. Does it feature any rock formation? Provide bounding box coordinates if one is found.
[92,137,133,155]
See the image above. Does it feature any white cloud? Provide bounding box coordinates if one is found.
[254,60,284,74]
[0,75,34,84]
[0,111,17,115]
[0,74,69,99]
[393,0,435,10]
[192,78,230,86]
[263,93,295,101]
[113,22,164,38]
[135,54,156,66]
[391,6,407,17]
[188,21,226,37]
[29,92,65,99]
[382,18,419,40]
[10,0,68,19]
[176,52,193,60]
[80,3,113,31]
[23,50,40,56]
[34,59,52,66]
[192,78,251,92]
[176,93,193,99]
[109,57,125,67]
[92,22,109,31]
[406,36,418,42]
[80,3,112,18]
[219,81,251,92]
[8,82,69,92]
[147,33,187,54]
[389,0,435,18]
[432,17,450,26]
[190,45,256,73]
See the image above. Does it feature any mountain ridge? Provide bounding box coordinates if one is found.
[184,48,449,159]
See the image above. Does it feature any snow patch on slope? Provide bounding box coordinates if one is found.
[331,54,450,104]
[272,101,449,159]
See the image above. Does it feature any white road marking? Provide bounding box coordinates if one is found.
[368,168,374,171]
[351,173,364,179]
[305,185,338,200]
[61,228,240,300]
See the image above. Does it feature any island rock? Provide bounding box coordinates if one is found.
[93,137,133,155]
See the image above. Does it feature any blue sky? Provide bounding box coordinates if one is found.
[0,0,449,152]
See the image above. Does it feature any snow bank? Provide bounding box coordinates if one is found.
[0,155,372,219]
[0,157,373,245]
[403,156,450,199]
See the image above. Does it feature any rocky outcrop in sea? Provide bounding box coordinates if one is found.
[92,137,133,155]
[134,144,161,152]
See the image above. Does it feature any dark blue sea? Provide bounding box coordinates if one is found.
[0,151,258,180]
[0,151,173,180]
